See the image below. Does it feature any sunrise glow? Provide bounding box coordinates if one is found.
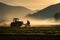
[0,0,60,10]
[0,0,60,27]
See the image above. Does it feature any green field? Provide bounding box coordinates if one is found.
[0,25,60,35]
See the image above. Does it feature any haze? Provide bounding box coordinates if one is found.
[0,0,60,26]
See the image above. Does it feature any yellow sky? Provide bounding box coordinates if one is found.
[0,0,60,10]
[0,0,60,26]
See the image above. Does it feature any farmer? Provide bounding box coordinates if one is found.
[25,20,30,27]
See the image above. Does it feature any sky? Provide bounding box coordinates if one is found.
[0,0,60,10]
[0,0,60,26]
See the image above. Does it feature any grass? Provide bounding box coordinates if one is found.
[0,25,60,35]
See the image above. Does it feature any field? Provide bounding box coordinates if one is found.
[0,25,60,35]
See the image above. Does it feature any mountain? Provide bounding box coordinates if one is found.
[0,2,32,20]
[26,3,60,19]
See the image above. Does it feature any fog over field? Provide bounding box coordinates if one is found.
[0,0,60,27]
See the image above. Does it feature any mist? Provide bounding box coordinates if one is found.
[0,15,60,27]
[27,18,60,27]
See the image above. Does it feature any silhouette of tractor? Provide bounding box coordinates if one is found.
[10,18,23,27]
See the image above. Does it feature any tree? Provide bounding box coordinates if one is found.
[54,13,60,21]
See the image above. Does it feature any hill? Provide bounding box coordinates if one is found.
[26,3,60,19]
[0,2,32,20]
